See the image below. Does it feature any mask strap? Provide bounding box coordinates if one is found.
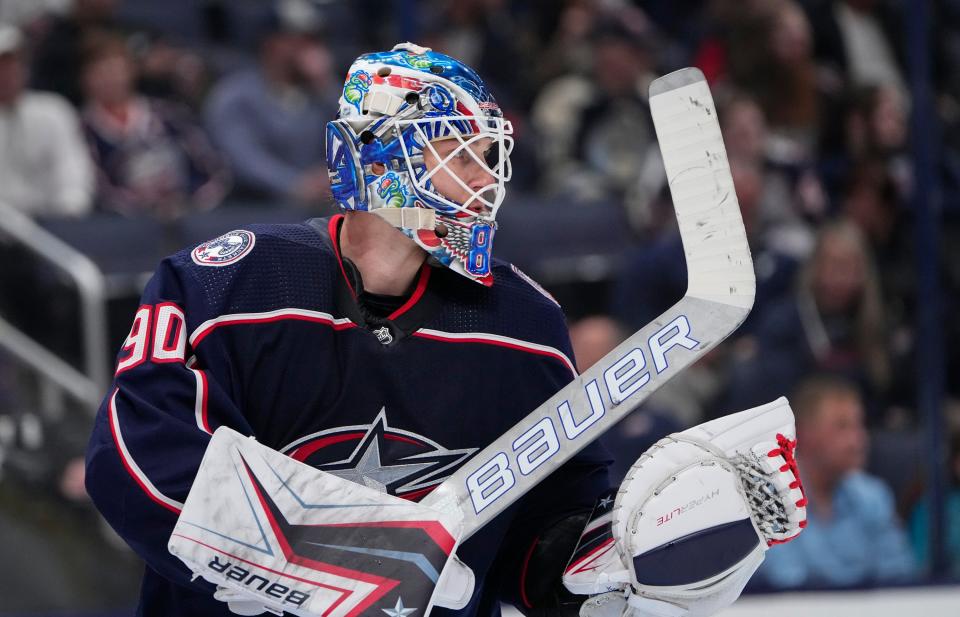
[373,207,437,230]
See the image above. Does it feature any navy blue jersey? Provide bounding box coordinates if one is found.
[85,215,610,617]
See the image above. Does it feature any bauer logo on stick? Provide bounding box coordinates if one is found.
[191,230,256,267]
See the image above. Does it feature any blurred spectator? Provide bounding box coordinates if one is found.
[755,375,916,588]
[531,17,660,209]
[129,32,212,110]
[0,0,69,29]
[80,34,229,217]
[530,0,602,83]
[31,0,122,106]
[726,0,827,158]
[846,85,909,176]
[421,0,537,111]
[0,25,93,217]
[718,219,890,419]
[718,91,820,257]
[909,428,960,579]
[820,83,911,201]
[839,163,915,408]
[805,0,906,96]
[204,5,337,207]
[568,314,625,373]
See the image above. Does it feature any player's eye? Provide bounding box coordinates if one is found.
[483,146,499,170]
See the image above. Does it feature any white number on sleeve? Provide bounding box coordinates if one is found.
[116,306,152,374]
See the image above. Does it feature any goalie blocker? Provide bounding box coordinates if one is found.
[168,427,476,617]
[563,398,807,617]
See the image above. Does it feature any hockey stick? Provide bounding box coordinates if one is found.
[422,68,756,540]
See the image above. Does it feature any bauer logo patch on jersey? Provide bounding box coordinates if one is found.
[510,264,560,307]
[191,230,256,267]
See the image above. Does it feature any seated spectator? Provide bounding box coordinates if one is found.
[755,375,916,588]
[840,162,917,410]
[725,0,829,159]
[203,7,337,207]
[805,0,906,96]
[80,34,229,218]
[568,314,626,374]
[530,18,660,209]
[719,92,820,258]
[820,84,911,204]
[30,0,122,107]
[909,429,960,579]
[718,219,890,418]
[0,25,93,217]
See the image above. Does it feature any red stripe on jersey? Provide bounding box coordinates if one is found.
[519,535,539,608]
[328,214,357,297]
[289,432,366,462]
[411,330,577,377]
[387,265,431,320]
[191,311,356,348]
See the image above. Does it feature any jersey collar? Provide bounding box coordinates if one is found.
[320,214,441,346]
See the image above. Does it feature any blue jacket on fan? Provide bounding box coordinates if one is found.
[84,215,610,617]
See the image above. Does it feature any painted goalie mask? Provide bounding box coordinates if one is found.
[325,42,514,286]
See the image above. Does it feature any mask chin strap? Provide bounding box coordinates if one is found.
[373,205,493,279]
[373,207,437,230]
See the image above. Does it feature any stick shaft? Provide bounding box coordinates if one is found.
[423,68,755,540]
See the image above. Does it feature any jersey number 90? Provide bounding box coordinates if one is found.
[116,303,187,374]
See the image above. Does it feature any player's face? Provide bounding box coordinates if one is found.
[423,136,496,215]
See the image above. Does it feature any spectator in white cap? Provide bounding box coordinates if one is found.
[0,24,94,217]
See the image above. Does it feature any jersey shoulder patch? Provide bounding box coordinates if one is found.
[508,264,560,308]
[191,229,256,267]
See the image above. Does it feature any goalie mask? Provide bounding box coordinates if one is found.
[325,42,514,286]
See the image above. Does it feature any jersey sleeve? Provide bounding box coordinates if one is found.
[84,254,253,590]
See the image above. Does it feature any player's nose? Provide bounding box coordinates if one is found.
[467,165,494,192]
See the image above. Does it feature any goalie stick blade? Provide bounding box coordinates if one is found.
[422,67,755,540]
[649,67,754,308]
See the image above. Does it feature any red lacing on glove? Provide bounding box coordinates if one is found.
[766,433,807,545]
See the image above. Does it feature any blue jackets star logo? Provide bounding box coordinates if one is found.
[281,408,477,500]
[382,597,417,617]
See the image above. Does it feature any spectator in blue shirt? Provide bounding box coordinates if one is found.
[755,375,916,588]
[203,7,338,207]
